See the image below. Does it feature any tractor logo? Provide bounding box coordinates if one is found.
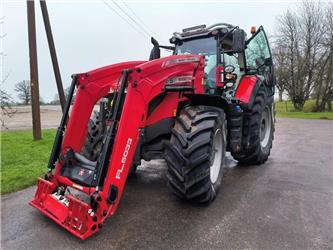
[78,169,85,176]
[116,138,133,179]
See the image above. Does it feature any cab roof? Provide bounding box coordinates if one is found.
[170,23,237,43]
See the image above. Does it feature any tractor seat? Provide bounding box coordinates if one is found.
[60,153,97,187]
[74,153,96,171]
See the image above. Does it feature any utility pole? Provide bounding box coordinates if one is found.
[27,0,42,140]
[40,0,66,112]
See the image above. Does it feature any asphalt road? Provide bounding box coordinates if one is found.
[1,118,333,249]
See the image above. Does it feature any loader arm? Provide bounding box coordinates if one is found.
[30,54,205,239]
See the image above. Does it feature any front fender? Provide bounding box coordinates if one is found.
[235,75,261,109]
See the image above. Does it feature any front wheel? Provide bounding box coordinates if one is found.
[165,106,227,204]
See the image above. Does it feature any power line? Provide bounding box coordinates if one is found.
[102,0,148,39]
[121,1,157,38]
[110,0,152,38]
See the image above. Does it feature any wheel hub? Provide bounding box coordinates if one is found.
[210,129,223,184]
[260,106,272,148]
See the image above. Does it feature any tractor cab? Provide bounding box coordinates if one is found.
[171,23,246,96]
[150,23,274,98]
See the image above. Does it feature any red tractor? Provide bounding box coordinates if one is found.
[30,23,275,239]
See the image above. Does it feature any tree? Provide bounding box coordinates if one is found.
[274,1,328,111]
[272,44,288,101]
[275,10,303,110]
[14,80,31,105]
[0,16,16,128]
[0,89,16,129]
[312,3,333,111]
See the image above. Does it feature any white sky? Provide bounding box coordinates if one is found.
[2,0,302,102]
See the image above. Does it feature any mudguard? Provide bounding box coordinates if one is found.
[234,75,261,109]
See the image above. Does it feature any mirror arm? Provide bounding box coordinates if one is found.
[159,45,175,51]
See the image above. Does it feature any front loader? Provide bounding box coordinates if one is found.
[30,23,275,239]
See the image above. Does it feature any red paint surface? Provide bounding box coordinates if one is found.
[235,75,259,104]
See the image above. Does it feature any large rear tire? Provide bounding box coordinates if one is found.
[81,111,103,161]
[165,106,227,204]
[81,111,139,174]
[231,86,274,165]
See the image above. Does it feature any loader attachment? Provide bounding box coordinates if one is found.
[29,67,138,239]
[29,55,205,239]
[30,178,95,238]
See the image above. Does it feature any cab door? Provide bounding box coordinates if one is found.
[245,26,275,95]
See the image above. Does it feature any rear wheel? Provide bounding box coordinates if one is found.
[231,86,274,165]
[165,106,227,204]
[81,111,103,161]
[81,111,139,174]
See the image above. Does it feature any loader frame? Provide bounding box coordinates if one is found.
[30,55,208,239]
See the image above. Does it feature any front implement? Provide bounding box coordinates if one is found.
[30,178,98,239]
[28,66,133,239]
[29,55,205,239]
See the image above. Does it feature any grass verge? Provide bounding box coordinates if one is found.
[1,129,55,194]
[275,100,333,120]
[275,111,333,120]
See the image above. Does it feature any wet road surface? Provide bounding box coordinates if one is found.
[1,118,333,249]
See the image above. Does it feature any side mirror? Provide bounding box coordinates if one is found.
[149,37,161,60]
[256,57,272,68]
[264,57,272,66]
[232,29,246,53]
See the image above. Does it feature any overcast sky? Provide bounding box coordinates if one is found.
[2,0,304,102]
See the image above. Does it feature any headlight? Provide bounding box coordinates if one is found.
[166,76,193,85]
[225,65,235,73]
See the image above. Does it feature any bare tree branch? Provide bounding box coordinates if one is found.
[14,80,31,105]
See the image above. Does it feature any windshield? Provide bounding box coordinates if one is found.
[175,37,216,55]
[175,36,242,93]
[175,37,217,92]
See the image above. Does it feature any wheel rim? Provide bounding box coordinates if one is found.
[210,128,223,184]
[260,106,272,148]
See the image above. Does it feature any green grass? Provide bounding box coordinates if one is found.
[275,99,318,113]
[276,111,333,120]
[275,100,333,120]
[1,129,55,194]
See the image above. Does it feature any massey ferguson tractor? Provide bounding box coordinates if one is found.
[30,23,275,239]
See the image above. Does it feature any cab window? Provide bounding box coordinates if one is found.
[245,28,272,76]
[175,37,217,92]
